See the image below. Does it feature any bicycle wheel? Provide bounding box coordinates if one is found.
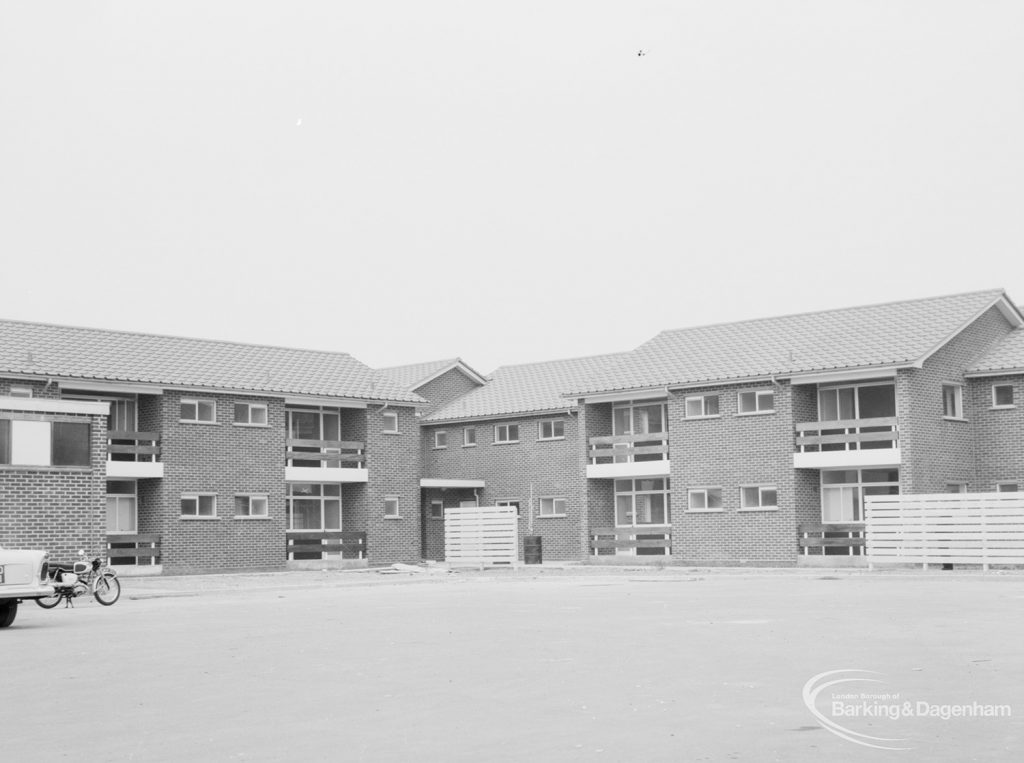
[35,590,63,609]
[93,574,121,606]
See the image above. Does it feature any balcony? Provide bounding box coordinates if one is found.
[587,434,670,479]
[106,431,164,479]
[793,417,900,469]
[285,438,368,483]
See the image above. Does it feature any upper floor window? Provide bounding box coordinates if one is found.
[613,402,666,436]
[942,384,963,419]
[539,420,565,440]
[463,427,476,447]
[181,398,216,423]
[818,383,895,421]
[0,419,90,467]
[235,494,269,517]
[494,423,519,444]
[685,394,719,418]
[992,384,1015,409]
[382,410,399,433]
[234,402,268,426]
[433,430,448,449]
[688,487,723,512]
[181,493,216,517]
[8,386,32,398]
[738,390,774,415]
[384,495,401,518]
[539,497,566,517]
[740,485,777,510]
[429,500,444,519]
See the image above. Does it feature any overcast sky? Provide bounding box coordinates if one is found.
[2,2,1022,375]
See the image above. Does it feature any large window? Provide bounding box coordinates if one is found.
[286,483,341,530]
[615,478,670,526]
[821,468,899,523]
[612,402,667,462]
[287,408,343,467]
[106,480,137,533]
[816,382,897,451]
[0,419,90,467]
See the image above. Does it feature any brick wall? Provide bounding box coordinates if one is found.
[971,374,1024,490]
[363,405,421,564]
[0,398,107,561]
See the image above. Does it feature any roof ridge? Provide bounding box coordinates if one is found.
[489,350,628,373]
[378,357,460,372]
[654,288,1007,337]
[0,317,357,361]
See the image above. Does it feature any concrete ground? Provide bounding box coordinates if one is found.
[2,566,1021,762]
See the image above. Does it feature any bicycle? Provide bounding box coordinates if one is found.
[36,552,121,608]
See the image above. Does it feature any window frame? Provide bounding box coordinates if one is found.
[234,494,270,519]
[462,427,476,447]
[737,389,775,415]
[383,494,401,518]
[428,499,444,520]
[538,419,565,441]
[991,383,1015,409]
[941,383,964,419]
[8,386,33,398]
[996,482,1019,493]
[495,498,521,517]
[382,410,400,434]
[433,430,448,449]
[0,418,91,468]
[945,482,968,494]
[494,423,520,445]
[739,485,778,511]
[538,496,567,517]
[684,394,720,419]
[233,401,269,427]
[181,493,218,519]
[181,398,217,424]
[687,487,723,513]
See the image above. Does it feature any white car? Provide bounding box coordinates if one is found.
[0,549,55,628]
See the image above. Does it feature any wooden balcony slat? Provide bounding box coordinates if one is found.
[108,431,161,441]
[591,539,673,549]
[286,531,366,541]
[590,527,671,537]
[795,431,898,447]
[799,524,864,534]
[589,433,669,445]
[286,438,364,450]
[589,444,670,457]
[107,444,162,455]
[286,451,366,463]
[794,417,897,433]
[799,537,867,548]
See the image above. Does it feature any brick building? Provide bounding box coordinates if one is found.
[4,289,1024,571]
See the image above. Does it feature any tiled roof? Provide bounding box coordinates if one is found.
[424,353,626,422]
[968,328,1024,375]
[569,290,1015,395]
[0,320,424,403]
[378,358,485,392]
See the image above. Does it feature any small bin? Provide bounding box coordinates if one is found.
[524,535,542,565]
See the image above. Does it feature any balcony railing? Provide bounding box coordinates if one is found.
[588,434,669,464]
[107,431,161,462]
[106,533,161,566]
[287,531,367,560]
[794,417,898,453]
[590,527,671,556]
[285,439,366,469]
[798,523,865,557]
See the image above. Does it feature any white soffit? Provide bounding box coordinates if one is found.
[788,367,899,386]
[420,478,486,489]
[0,397,110,415]
[581,388,669,405]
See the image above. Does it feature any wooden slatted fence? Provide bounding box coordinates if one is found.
[106,533,161,565]
[590,527,671,556]
[286,531,366,560]
[444,505,518,567]
[865,493,1024,570]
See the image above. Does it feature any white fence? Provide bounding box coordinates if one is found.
[444,505,518,568]
[865,493,1024,570]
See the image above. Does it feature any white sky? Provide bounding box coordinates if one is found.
[2,2,1022,375]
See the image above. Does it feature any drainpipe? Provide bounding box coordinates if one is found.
[528,483,534,533]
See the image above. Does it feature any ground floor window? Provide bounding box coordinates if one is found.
[614,478,670,527]
[106,480,137,533]
[286,483,341,530]
[821,468,899,523]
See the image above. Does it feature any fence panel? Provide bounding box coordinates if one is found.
[865,493,1024,570]
[444,505,518,567]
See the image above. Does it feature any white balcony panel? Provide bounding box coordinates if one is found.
[106,461,165,479]
[587,460,671,479]
[793,448,901,470]
[285,466,369,483]
[420,478,486,489]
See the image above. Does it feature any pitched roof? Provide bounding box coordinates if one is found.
[0,319,424,403]
[424,353,626,422]
[968,328,1024,376]
[378,357,487,392]
[569,289,1019,395]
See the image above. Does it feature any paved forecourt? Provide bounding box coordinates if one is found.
[2,569,1021,762]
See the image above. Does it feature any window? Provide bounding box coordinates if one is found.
[688,488,723,512]
[740,486,778,510]
[287,408,344,468]
[992,384,1015,408]
[181,398,216,423]
[234,402,268,426]
[942,384,963,419]
[8,386,32,398]
[494,423,519,444]
[821,468,899,523]
[285,483,340,530]
[384,495,401,518]
[235,495,269,517]
[738,390,774,414]
[181,494,217,518]
[612,402,668,463]
[996,482,1019,493]
[433,430,448,449]
[946,482,968,494]
[428,500,444,520]
[615,478,670,526]
[685,394,719,418]
[463,427,476,447]
[539,420,565,440]
[496,499,521,517]
[106,480,137,534]
[539,497,566,516]
[0,419,90,467]
[382,410,399,433]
